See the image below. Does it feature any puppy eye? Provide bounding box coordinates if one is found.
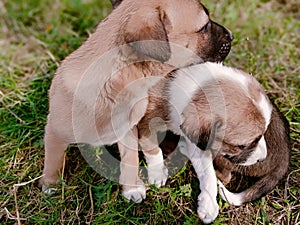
[198,21,210,32]
[237,135,261,151]
[238,145,247,150]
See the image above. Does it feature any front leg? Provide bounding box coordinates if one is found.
[213,154,233,184]
[181,139,219,224]
[139,133,168,188]
[118,126,146,203]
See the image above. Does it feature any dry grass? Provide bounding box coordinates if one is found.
[0,0,299,224]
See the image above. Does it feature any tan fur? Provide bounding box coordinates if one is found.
[40,0,233,199]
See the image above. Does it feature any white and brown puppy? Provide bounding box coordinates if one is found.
[40,0,233,203]
[138,62,273,223]
[215,102,290,206]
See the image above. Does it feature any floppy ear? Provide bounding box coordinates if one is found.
[181,120,221,150]
[123,7,171,62]
[110,0,122,9]
[180,101,222,150]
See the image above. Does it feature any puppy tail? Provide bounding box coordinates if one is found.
[218,172,281,206]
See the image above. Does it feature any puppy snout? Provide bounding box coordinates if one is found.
[257,158,265,163]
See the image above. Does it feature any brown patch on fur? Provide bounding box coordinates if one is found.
[214,103,290,203]
[180,79,265,156]
[219,79,265,147]
[213,154,233,184]
[247,76,264,103]
[137,76,170,138]
[123,6,171,62]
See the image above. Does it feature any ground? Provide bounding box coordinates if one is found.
[0,0,299,224]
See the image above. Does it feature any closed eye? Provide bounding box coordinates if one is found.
[237,135,262,151]
[237,144,247,150]
[198,21,210,33]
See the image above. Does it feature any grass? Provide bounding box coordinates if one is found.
[0,0,299,224]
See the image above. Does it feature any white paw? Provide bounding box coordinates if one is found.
[197,192,219,224]
[218,180,243,206]
[148,164,168,188]
[122,185,146,203]
[42,185,58,194]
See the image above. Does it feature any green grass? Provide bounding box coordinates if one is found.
[0,0,299,224]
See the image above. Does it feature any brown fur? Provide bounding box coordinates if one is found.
[40,0,233,197]
[215,103,290,203]
[137,62,272,221]
[137,61,287,212]
[139,65,268,164]
[180,78,266,156]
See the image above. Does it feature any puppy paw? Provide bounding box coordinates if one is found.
[148,164,168,188]
[39,176,59,194]
[218,180,243,206]
[42,185,58,194]
[197,192,219,224]
[122,184,146,203]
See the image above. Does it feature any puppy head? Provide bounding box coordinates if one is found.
[180,68,272,166]
[164,1,233,63]
[218,95,268,166]
[118,0,233,64]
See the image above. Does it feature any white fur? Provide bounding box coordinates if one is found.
[218,180,244,206]
[257,93,272,129]
[205,62,249,88]
[143,151,168,187]
[122,186,146,203]
[240,136,267,166]
[42,185,57,195]
[168,66,212,132]
[178,138,219,223]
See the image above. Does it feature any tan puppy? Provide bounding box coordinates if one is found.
[138,62,272,223]
[40,0,233,203]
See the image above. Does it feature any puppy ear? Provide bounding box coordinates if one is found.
[124,7,171,62]
[180,124,209,150]
[182,120,221,150]
[180,102,222,150]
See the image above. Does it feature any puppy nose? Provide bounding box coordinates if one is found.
[257,158,264,163]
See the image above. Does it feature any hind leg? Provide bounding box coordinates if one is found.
[39,123,69,191]
[118,126,146,203]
